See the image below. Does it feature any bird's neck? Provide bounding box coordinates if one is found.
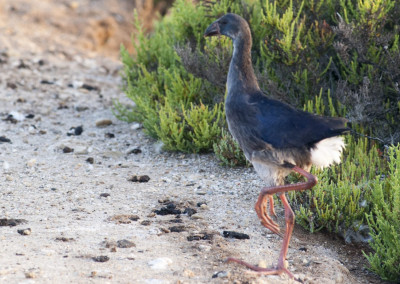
[227,33,260,96]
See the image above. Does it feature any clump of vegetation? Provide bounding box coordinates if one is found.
[213,128,249,167]
[118,0,400,280]
[364,145,400,282]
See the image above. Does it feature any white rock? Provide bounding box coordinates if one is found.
[198,244,211,252]
[131,122,142,130]
[74,146,88,155]
[147,257,173,270]
[9,111,25,121]
[27,159,36,167]
[3,161,10,170]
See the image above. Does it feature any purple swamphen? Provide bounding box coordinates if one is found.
[204,13,349,279]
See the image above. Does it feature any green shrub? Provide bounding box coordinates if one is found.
[213,128,249,167]
[364,145,400,282]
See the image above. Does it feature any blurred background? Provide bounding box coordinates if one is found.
[0,0,174,59]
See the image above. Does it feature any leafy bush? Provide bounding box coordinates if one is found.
[213,128,249,167]
[364,145,400,282]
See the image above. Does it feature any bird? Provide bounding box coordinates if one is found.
[204,13,349,279]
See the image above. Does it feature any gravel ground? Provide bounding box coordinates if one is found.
[0,1,385,283]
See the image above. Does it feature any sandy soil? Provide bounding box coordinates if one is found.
[0,1,387,283]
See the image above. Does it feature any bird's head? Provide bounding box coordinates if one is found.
[204,13,249,41]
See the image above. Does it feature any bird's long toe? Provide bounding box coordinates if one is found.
[255,194,281,235]
[226,257,295,279]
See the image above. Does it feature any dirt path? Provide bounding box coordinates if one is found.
[0,1,385,283]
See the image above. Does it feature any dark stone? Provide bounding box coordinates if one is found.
[169,226,185,233]
[6,82,17,89]
[55,237,75,242]
[0,136,11,143]
[81,84,100,92]
[40,80,54,85]
[128,175,150,183]
[117,239,136,248]
[67,126,83,136]
[17,228,31,235]
[92,255,109,262]
[183,208,197,217]
[187,233,214,241]
[0,218,27,227]
[154,203,181,215]
[63,146,74,153]
[128,148,142,154]
[222,230,250,240]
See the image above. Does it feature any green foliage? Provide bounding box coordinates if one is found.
[364,145,400,282]
[213,128,249,167]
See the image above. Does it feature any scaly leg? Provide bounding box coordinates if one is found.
[227,166,317,279]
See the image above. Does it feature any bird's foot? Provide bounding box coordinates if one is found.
[226,257,295,279]
[255,193,281,236]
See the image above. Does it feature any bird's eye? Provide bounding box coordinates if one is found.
[220,20,228,25]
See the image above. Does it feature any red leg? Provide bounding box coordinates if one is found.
[227,166,317,279]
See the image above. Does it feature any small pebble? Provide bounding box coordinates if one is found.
[0,136,12,143]
[128,148,142,154]
[183,269,195,278]
[190,214,203,220]
[117,239,135,248]
[92,255,109,262]
[55,237,75,242]
[212,271,229,278]
[147,258,172,270]
[3,161,10,170]
[75,106,89,112]
[198,244,211,252]
[130,122,142,130]
[81,83,99,92]
[128,175,150,183]
[169,226,185,233]
[25,272,36,279]
[63,147,74,153]
[26,159,36,167]
[258,259,268,268]
[67,126,83,136]
[96,119,112,127]
[200,204,209,210]
[183,208,197,217]
[74,146,88,155]
[223,231,250,240]
[18,228,31,235]
[105,133,115,138]
[140,220,151,226]
[100,193,110,198]
[284,260,289,269]
[86,157,94,164]
[0,218,27,227]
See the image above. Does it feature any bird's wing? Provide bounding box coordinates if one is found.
[248,94,349,149]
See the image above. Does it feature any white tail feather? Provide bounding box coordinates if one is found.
[311,136,345,169]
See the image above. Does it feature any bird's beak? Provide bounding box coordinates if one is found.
[204,21,220,37]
